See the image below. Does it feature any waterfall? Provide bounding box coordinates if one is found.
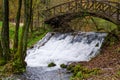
[25,32,107,80]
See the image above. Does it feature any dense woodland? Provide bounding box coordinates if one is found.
[0,0,120,79]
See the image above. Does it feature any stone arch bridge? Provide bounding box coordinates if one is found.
[44,0,120,28]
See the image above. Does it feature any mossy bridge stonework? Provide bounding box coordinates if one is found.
[44,0,120,28]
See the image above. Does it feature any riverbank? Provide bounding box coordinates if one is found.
[72,39,120,79]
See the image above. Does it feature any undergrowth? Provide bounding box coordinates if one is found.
[67,64,101,80]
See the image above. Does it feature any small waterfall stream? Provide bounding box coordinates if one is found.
[25,32,107,80]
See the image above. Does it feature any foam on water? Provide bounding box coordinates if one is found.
[25,32,107,68]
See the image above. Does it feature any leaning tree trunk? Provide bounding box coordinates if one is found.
[1,0,10,60]
[13,0,22,52]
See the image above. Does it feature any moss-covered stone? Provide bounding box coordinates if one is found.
[48,62,56,67]
[95,43,99,47]
[60,64,67,68]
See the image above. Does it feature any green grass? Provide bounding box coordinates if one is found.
[0,21,2,32]
[89,17,117,32]
[9,23,24,40]
[0,22,16,40]
[27,27,52,47]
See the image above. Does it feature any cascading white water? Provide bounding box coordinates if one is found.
[25,32,107,80]
[25,32,107,68]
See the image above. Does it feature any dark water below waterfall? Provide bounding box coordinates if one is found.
[25,67,72,80]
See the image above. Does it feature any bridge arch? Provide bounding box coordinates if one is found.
[44,0,120,27]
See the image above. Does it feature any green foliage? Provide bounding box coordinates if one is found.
[0,66,5,73]
[72,65,83,76]
[27,27,51,47]
[117,71,120,76]
[12,59,26,74]
[0,22,23,41]
[103,32,119,47]
[67,64,75,72]
[48,62,56,67]
[0,58,6,66]
[9,24,15,39]
[67,64,101,80]
[91,17,117,32]
[76,71,83,78]
[60,64,67,68]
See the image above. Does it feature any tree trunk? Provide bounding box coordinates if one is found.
[30,12,33,32]
[30,0,33,32]
[17,0,32,66]
[0,40,3,58]
[13,0,22,52]
[1,0,10,60]
[36,11,40,29]
[22,0,32,61]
